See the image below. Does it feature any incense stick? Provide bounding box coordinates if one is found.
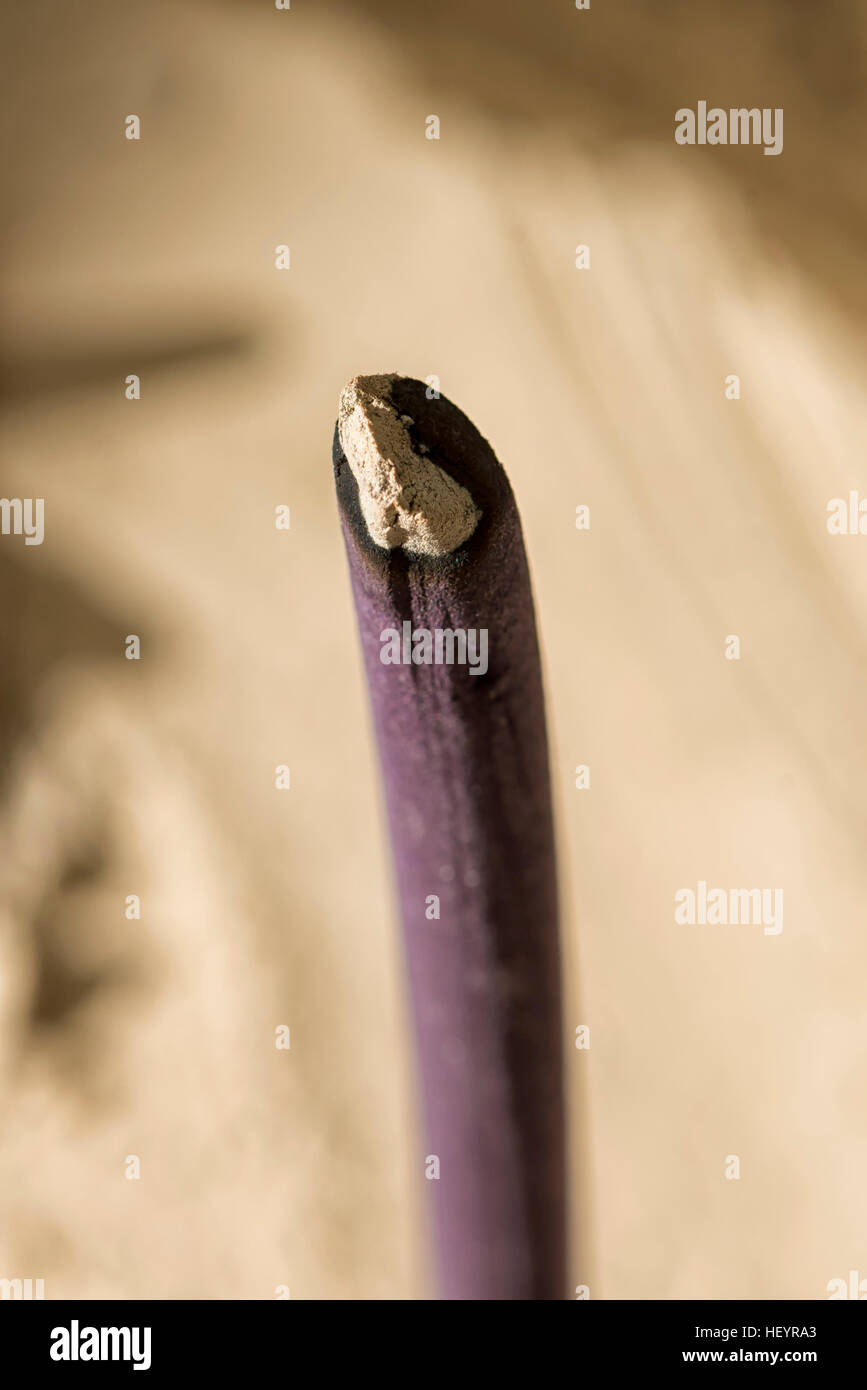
[334,374,565,1300]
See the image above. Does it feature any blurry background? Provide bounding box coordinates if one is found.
[0,0,865,1298]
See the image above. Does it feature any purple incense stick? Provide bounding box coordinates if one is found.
[333,374,565,1300]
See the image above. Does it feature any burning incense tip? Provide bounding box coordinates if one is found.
[337,373,482,556]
